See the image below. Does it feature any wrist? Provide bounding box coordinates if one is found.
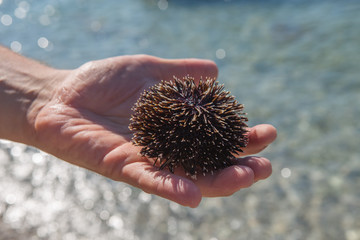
[0,46,70,145]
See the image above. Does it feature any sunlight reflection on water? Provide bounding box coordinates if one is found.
[1,0,360,239]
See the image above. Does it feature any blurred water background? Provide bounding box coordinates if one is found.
[1,0,360,239]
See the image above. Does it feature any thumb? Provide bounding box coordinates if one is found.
[152,57,219,81]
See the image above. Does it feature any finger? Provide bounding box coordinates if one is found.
[104,144,202,207]
[194,165,255,197]
[238,124,277,156]
[235,156,272,181]
[107,55,218,82]
[153,57,219,81]
[178,58,219,80]
[123,162,202,208]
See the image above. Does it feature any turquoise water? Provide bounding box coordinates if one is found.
[1,0,360,239]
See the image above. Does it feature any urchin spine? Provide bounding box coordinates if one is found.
[129,76,248,177]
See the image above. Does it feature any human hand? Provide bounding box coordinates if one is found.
[29,55,276,207]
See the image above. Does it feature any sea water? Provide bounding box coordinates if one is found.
[1,0,360,239]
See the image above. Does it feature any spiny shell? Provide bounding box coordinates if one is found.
[129,76,248,178]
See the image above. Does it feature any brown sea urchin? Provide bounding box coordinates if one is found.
[129,76,248,178]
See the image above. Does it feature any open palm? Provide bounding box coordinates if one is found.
[33,55,276,207]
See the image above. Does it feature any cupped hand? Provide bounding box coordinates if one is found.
[33,55,277,207]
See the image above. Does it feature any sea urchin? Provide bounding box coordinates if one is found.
[129,76,248,178]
